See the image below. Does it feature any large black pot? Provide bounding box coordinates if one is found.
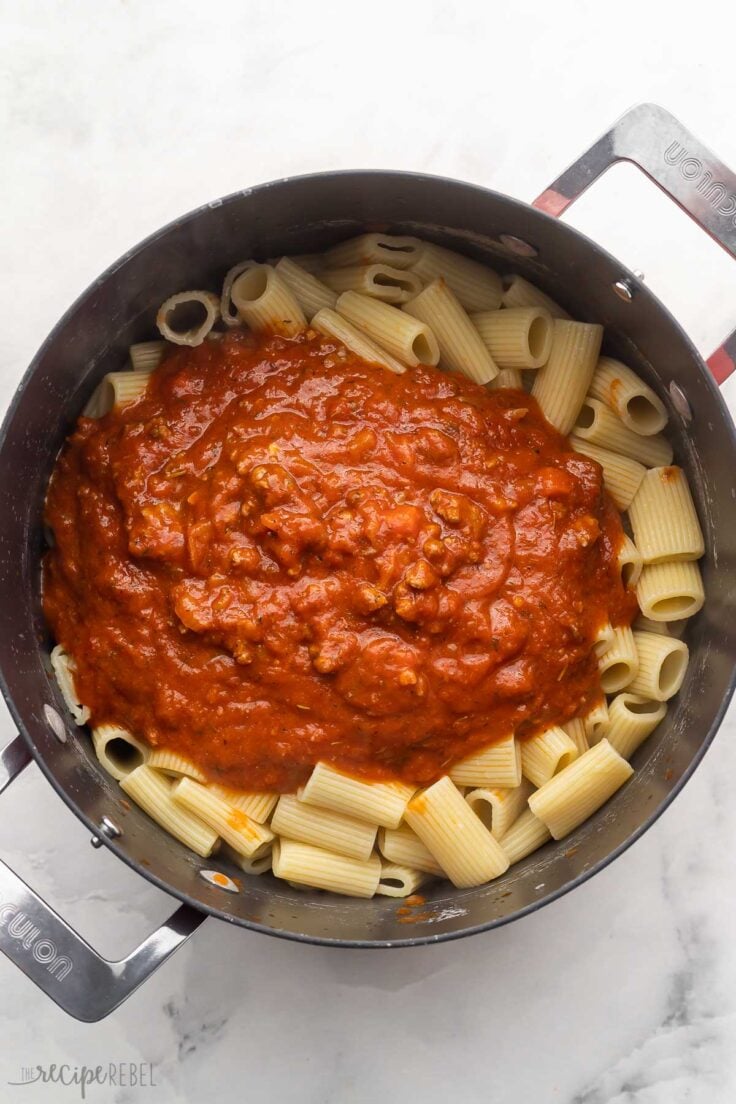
[1,104,735,1021]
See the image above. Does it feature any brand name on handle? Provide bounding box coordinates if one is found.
[0,902,73,980]
[664,141,736,228]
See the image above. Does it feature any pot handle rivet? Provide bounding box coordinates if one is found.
[612,278,635,302]
[669,381,693,423]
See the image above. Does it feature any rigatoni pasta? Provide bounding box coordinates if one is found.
[628,467,705,563]
[272,839,381,898]
[129,341,166,373]
[146,749,207,783]
[528,740,634,839]
[569,436,646,510]
[171,777,274,857]
[597,626,639,694]
[603,693,667,760]
[271,794,377,860]
[324,233,423,270]
[377,825,445,876]
[300,762,414,829]
[531,320,603,434]
[590,357,668,434]
[156,290,220,346]
[628,631,689,701]
[636,560,704,621]
[92,724,148,781]
[573,398,673,467]
[403,278,498,384]
[274,257,338,318]
[497,809,552,864]
[520,726,577,788]
[376,861,429,898]
[471,306,553,370]
[120,766,218,857]
[311,307,406,374]
[501,273,569,318]
[410,242,503,311]
[230,264,306,336]
[321,263,422,304]
[449,733,521,788]
[335,290,440,367]
[464,779,534,840]
[404,777,509,888]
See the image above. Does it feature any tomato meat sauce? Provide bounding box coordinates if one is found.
[43,330,636,792]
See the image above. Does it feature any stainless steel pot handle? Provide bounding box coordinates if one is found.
[0,734,206,1021]
[533,102,736,385]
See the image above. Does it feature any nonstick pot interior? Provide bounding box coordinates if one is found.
[1,171,735,945]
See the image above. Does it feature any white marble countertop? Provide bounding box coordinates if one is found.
[2,3,736,1101]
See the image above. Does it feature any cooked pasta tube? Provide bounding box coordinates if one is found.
[324,233,423,270]
[271,794,377,860]
[629,631,689,701]
[464,779,534,839]
[321,264,422,304]
[470,307,553,369]
[221,260,257,326]
[129,341,166,373]
[618,533,643,588]
[628,467,704,563]
[84,371,151,418]
[376,861,429,898]
[403,279,498,384]
[311,308,406,374]
[156,290,220,346]
[520,726,578,787]
[404,776,509,888]
[230,264,307,336]
[498,808,552,864]
[336,291,440,366]
[300,762,415,828]
[274,257,337,318]
[636,560,705,621]
[633,615,671,636]
[501,274,569,319]
[410,242,503,311]
[561,717,589,757]
[205,786,277,824]
[528,739,634,839]
[597,625,639,694]
[272,839,381,898]
[589,357,667,435]
[221,842,273,876]
[377,824,445,876]
[604,693,667,759]
[569,436,646,510]
[487,367,523,389]
[146,749,207,783]
[531,320,603,434]
[49,645,90,725]
[584,698,610,744]
[121,766,218,857]
[448,733,521,788]
[286,253,324,275]
[573,398,673,467]
[92,724,148,781]
[171,777,274,857]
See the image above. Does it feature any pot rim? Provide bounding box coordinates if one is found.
[2,167,735,947]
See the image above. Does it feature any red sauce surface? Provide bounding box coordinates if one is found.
[43,331,636,791]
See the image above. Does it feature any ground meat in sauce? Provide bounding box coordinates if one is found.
[42,330,637,791]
